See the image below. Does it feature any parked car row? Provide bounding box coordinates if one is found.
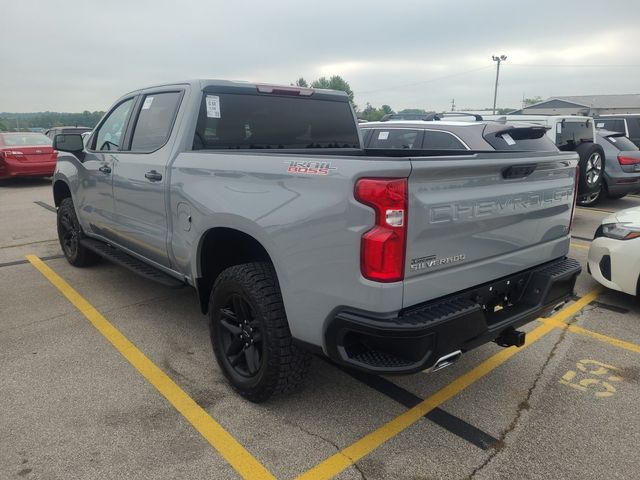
[363,113,640,207]
[0,127,93,183]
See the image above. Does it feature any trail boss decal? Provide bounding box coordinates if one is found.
[410,253,466,271]
[286,161,336,175]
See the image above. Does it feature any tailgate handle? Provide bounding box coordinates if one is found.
[502,164,536,179]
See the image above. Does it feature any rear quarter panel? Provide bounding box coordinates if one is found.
[169,152,411,347]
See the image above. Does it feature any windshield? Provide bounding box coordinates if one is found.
[1,133,52,146]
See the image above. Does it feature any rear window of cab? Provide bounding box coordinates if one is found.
[193,92,359,150]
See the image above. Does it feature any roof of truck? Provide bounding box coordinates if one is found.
[119,79,349,99]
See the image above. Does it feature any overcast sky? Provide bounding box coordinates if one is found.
[2,0,640,112]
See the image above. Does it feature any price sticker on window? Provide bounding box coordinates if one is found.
[206,95,221,118]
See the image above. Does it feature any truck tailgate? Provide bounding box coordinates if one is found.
[403,151,578,308]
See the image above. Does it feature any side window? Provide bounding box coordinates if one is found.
[94,98,134,151]
[598,119,625,134]
[422,130,467,150]
[130,92,182,152]
[369,129,421,149]
[627,118,640,139]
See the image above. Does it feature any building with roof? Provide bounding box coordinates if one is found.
[510,94,640,116]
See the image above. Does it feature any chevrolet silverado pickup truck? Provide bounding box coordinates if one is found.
[51,80,581,402]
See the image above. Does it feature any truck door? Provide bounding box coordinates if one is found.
[76,97,136,238]
[110,90,183,267]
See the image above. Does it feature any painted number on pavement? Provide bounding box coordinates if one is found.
[559,359,623,398]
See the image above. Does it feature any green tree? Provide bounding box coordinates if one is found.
[523,96,543,107]
[358,103,395,121]
[398,108,428,114]
[294,78,308,87]
[381,105,394,115]
[311,75,354,104]
[0,120,7,131]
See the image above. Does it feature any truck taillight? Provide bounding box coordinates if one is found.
[569,166,579,232]
[355,178,407,282]
[617,154,640,165]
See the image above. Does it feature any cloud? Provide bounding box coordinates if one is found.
[2,0,639,112]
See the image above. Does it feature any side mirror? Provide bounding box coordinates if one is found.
[53,134,84,154]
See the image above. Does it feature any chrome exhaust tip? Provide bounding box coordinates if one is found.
[428,350,462,373]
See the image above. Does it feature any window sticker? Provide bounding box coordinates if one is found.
[142,96,154,110]
[596,122,605,128]
[556,123,562,134]
[501,133,516,145]
[378,131,389,140]
[206,95,221,118]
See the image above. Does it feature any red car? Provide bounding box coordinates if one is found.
[0,132,58,180]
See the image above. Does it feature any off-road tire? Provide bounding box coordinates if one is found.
[576,143,605,195]
[57,197,100,267]
[209,262,311,402]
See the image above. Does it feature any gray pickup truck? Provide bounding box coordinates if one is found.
[52,80,581,402]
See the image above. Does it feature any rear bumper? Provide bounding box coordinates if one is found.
[0,159,56,179]
[325,257,581,374]
[605,174,640,196]
[604,171,640,195]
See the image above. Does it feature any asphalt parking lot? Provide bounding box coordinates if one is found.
[1,179,639,480]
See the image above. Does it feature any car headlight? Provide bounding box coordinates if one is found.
[595,223,640,240]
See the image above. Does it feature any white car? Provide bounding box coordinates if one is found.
[588,206,640,296]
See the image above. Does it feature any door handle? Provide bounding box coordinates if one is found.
[145,170,163,182]
[98,165,111,174]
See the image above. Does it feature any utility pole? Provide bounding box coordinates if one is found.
[492,55,507,114]
[451,98,455,111]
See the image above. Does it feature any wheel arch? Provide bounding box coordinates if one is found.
[195,227,276,314]
[53,179,72,207]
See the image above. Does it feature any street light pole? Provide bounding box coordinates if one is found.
[492,55,507,114]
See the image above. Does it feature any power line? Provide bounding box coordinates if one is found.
[358,65,493,95]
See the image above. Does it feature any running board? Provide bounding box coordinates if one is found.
[80,238,185,288]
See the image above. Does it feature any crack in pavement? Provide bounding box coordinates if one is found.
[286,421,366,480]
[0,238,58,250]
[466,308,593,479]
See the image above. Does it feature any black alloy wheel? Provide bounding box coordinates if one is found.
[58,206,80,259]
[56,197,100,267]
[217,294,264,377]
[209,262,311,402]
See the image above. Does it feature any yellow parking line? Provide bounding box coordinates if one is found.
[543,317,640,354]
[26,255,276,480]
[297,289,602,480]
[570,243,589,250]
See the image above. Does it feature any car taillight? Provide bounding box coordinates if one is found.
[617,154,640,165]
[569,166,579,232]
[355,178,407,282]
